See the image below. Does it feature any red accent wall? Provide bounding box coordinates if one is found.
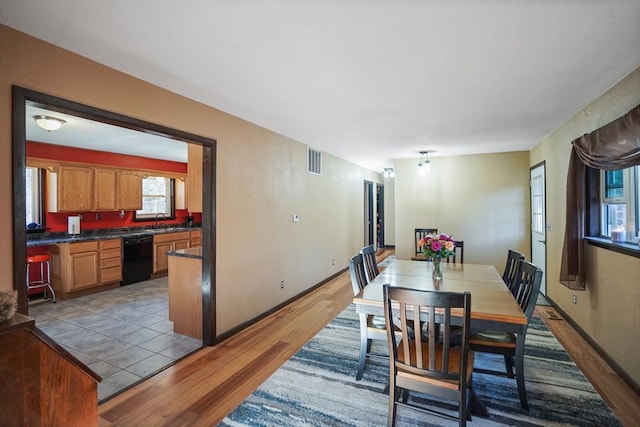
[27,141,201,232]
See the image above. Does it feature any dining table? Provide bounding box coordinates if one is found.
[352,259,528,417]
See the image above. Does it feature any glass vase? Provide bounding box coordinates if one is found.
[432,258,443,281]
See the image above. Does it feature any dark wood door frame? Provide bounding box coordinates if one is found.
[12,86,218,346]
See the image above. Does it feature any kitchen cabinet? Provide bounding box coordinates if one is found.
[95,168,117,210]
[190,229,201,247]
[153,231,191,274]
[49,241,100,296]
[187,144,203,213]
[99,239,122,284]
[116,170,143,210]
[47,165,95,212]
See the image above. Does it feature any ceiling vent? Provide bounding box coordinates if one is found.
[307,147,322,175]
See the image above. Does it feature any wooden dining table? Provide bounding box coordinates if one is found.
[352,259,528,416]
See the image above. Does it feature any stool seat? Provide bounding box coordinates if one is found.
[26,253,56,303]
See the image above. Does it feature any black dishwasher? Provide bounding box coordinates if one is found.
[122,234,153,285]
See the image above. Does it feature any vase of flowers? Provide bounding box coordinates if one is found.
[417,233,456,281]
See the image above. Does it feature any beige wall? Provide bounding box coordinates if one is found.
[393,152,531,271]
[530,66,640,387]
[0,25,381,333]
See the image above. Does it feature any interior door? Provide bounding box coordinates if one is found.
[364,181,374,246]
[530,162,547,295]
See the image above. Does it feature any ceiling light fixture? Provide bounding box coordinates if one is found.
[383,167,394,178]
[417,151,432,175]
[34,115,65,131]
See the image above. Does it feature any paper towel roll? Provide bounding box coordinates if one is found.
[68,216,80,235]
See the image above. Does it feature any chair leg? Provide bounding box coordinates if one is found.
[504,354,514,378]
[356,314,368,380]
[388,384,398,427]
[515,336,529,410]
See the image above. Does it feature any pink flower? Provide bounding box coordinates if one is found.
[431,241,442,251]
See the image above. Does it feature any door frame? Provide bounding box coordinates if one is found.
[12,86,218,345]
[364,180,374,246]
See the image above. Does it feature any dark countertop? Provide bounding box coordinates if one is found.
[27,225,201,247]
[167,246,202,259]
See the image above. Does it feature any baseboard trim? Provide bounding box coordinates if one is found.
[545,295,640,397]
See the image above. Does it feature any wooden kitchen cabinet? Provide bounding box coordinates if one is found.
[99,239,122,284]
[190,229,202,247]
[49,241,100,296]
[116,170,143,210]
[153,231,191,274]
[47,165,95,212]
[95,168,117,210]
[187,144,203,213]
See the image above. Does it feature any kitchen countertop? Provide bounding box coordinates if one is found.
[167,246,202,259]
[26,225,201,247]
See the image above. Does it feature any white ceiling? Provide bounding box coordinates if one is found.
[3,1,640,171]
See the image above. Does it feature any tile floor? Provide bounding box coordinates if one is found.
[28,277,202,402]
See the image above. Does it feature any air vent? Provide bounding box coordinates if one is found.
[307,147,322,175]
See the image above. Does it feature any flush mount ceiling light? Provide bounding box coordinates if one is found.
[383,167,395,178]
[417,151,433,175]
[34,115,65,131]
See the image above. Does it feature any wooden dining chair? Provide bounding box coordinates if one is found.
[445,240,464,264]
[361,245,380,283]
[412,228,438,261]
[349,253,388,380]
[502,249,525,296]
[384,285,474,427]
[469,260,543,410]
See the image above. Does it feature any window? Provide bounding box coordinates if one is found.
[599,166,639,241]
[25,166,44,228]
[135,176,175,220]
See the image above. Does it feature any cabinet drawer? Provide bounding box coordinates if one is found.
[190,237,201,247]
[153,231,190,243]
[69,241,98,254]
[100,239,122,250]
[101,248,122,260]
[101,257,121,269]
[101,266,122,284]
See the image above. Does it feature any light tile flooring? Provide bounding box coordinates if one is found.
[28,277,202,402]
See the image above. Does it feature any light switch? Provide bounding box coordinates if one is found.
[293,213,300,223]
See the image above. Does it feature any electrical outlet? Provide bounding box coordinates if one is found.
[572,294,577,304]
[281,280,285,289]
[96,213,101,220]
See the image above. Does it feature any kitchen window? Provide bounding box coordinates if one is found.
[135,176,175,220]
[599,166,639,242]
[25,166,44,228]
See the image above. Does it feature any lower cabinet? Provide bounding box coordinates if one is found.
[153,231,191,274]
[49,239,122,299]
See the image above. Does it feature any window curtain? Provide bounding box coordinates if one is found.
[560,104,640,290]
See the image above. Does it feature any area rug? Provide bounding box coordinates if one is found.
[221,305,619,426]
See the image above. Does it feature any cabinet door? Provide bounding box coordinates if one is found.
[187,144,203,213]
[153,241,173,273]
[70,251,100,291]
[174,239,189,251]
[58,166,95,212]
[117,170,143,210]
[95,168,117,210]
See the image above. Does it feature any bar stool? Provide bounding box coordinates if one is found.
[26,254,56,303]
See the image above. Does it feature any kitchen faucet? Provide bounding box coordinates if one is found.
[154,212,167,228]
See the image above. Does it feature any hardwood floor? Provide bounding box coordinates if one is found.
[99,250,640,426]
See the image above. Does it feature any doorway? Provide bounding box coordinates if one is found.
[530,162,547,296]
[364,181,374,247]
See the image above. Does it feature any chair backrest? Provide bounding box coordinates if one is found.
[502,249,525,296]
[512,260,543,321]
[445,240,464,264]
[349,253,368,296]
[361,245,379,283]
[384,285,472,383]
[414,228,438,256]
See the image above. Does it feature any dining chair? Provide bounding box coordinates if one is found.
[383,285,474,427]
[361,245,380,283]
[502,249,525,296]
[469,260,543,410]
[349,253,388,380]
[445,240,464,264]
[412,228,438,261]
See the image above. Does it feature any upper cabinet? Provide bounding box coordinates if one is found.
[95,168,117,210]
[116,170,143,211]
[47,165,95,212]
[187,144,203,213]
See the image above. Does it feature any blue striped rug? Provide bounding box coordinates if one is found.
[221,305,619,426]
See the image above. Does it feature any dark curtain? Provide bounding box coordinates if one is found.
[560,104,640,290]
